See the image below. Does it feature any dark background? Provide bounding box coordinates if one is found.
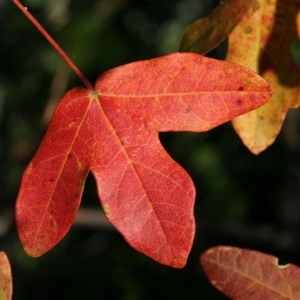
[1,0,300,298]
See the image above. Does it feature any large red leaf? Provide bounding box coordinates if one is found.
[201,246,300,299]
[0,252,12,300]
[16,53,271,268]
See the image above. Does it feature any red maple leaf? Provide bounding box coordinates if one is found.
[16,53,271,268]
[13,0,271,268]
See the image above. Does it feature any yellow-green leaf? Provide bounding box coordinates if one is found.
[0,252,12,300]
[179,0,258,55]
[226,0,300,154]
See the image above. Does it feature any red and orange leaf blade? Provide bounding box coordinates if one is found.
[179,0,258,55]
[16,53,271,268]
[16,88,93,257]
[201,246,300,300]
[0,252,12,300]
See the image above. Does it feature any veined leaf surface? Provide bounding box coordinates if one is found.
[16,53,271,268]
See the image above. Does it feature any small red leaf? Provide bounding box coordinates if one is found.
[16,53,271,268]
[201,246,300,300]
[0,252,12,300]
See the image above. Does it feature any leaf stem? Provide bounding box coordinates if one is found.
[12,0,94,90]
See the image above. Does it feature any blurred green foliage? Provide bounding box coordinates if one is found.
[1,0,300,299]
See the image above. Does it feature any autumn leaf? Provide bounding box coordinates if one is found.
[200,246,300,300]
[16,53,271,268]
[179,0,300,154]
[226,0,300,154]
[0,252,12,300]
[179,0,258,55]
